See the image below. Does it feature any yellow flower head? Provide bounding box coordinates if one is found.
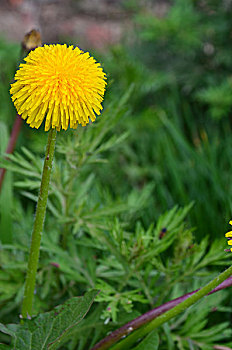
[10,44,107,131]
[225,220,232,252]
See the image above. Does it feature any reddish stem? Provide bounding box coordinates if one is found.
[91,276,232,350]
[0,29,41,193]
[0,115,22,192]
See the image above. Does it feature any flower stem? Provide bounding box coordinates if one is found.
[21,128,57,318]
[0,115,22,194]
[109,265,232,350]
[91,276,232,350]
[1,29,42,194]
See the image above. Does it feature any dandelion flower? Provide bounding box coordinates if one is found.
[10,44,107,131]
[225,220,232,252]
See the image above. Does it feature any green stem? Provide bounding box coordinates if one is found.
[21,128,57,318]
[110,265,232,350]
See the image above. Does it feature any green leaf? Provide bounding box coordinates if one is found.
[0,121,13,244]
[133,331,159,350]
[0,345,11,350]
[13,290,98,350]
[163,323,175,350]
[0,323,15,338]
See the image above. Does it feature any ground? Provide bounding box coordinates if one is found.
[0,0,169,51]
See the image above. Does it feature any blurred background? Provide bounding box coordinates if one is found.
[0,0,139,50]
[2,0,231,237]
[2,0,232,238]
[1,1,232,348]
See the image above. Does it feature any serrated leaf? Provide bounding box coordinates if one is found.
[13,290,98,350]
[133,331,159,350]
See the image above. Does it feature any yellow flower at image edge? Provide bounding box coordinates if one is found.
[10,44,107,131]
[225,220,232,252]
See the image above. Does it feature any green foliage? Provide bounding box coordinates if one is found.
[0,39,20,124]
[169,292,232,349]
[1,0,232,348]
[136,0,201,50]
[101,0,232,239]
[0,290,98,350]
[0,122,13,243]
[133,331,159,350]
[196,78,232,119]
